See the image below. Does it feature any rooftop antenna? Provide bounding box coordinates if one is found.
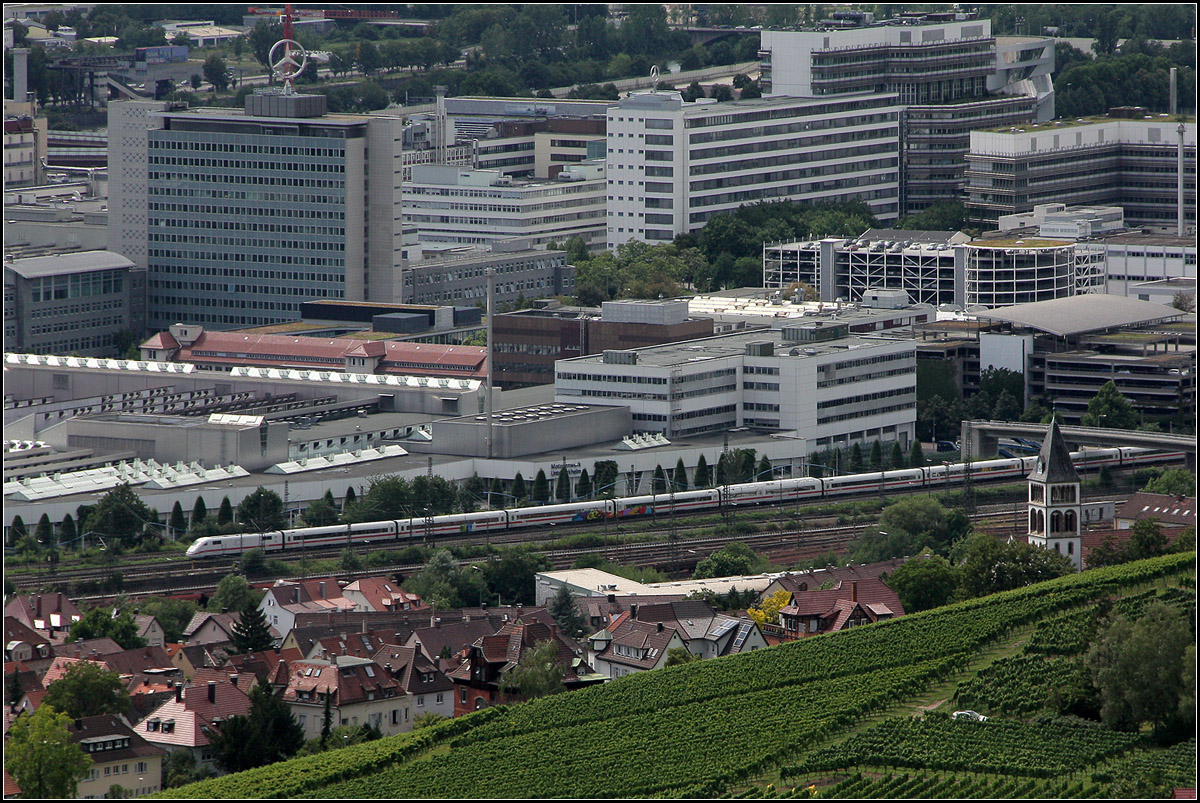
[269,3,307,96]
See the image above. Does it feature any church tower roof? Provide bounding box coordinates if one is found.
[1027,418,1081,485]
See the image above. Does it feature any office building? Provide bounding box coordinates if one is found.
[3,100,47,187]
[758,14,1055,214]
[555,326,917,450]
[404,163,607,251]
[965,111,1197,231]
[107,93,405,331]
[605,90,902,248]
[763,229,1104,308]
[4,251,146,356]
[401,243,575,307]
[493,298,715,388]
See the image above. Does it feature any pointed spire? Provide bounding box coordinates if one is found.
[1028,418,1080,485]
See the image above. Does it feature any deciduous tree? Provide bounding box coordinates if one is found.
[42,662,131,720]
[499,639,565,701]
[4,704,91,798]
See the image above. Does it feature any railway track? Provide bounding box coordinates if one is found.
[30,507,1032,603]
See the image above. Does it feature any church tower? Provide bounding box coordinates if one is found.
[1027,418,1082,569]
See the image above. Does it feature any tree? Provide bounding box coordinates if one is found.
[555,467,572,503]
[955,533,1075,598]
[60,513,77,546]
[169,501,187,538]
[575,468,592,500]
[84,484,155,548]
[217,497,234,526]
[547,584,586,639]
[202,53,229,91]
[1142,468,1196,497]
[136,596,197,643]
[1086,601,1194,738]
[162,748,215,789]
[67,607,146,650]
[8,514,26,548]
[849,443,865,473]
[693,542,765,579]
[489,477,506,508]
[302,496,340,527]
[477,548,548,606]
[42,661,131,720]
[208,573,261,613]
[229,604,274,654]
[664,646,699,667]
[499,639,565,701]
[237,487,285,532]
[1124,518,1169,561]
[1171,290,1196,313]
[1081,380,1139,429]
[190,497,208,531]
[5,704,92,799]
[209,677,305,773]
[511,472,527,502]
[883,553,960,612]
[653,465,668,494]
[249,21,283,71]
[673,458,689,491]
[747,589,792,627]
[909,440,926,468]
[694,455,711,488]
[890,442,907,470]
[532,469,550,505]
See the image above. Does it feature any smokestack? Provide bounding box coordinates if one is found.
[12,49,29,103]
[1179,123,1187,238]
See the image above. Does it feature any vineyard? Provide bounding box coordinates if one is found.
[158,552,1195,800]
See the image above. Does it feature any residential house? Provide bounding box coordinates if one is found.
[760,559,909,601]
[634,601,768,659]
[571,593,688,633]
[447,619,600,716]
[3,617,50,663]
[281,656,404,739]
[1114,492,1197,531]
[181,612,239,647]
[777,579,904,640]
[4,593,81,643]
[305,631,395,662]
[405,614,532,672]
[259,578,355,636]
[137,679,252,773]
[133,615,166,647]
[3,660,40,714]
[587,617,687,678]
[341,577,425,613]
[372,644,455,727]
[72,714,166,799]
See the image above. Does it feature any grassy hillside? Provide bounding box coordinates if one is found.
[159,552,1195,799]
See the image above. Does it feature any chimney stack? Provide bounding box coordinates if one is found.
[207,681,216,704]
[851,581,858,603]
[230,673,239,687]
[175,682,183,703]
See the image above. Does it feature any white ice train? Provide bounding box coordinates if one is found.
[184,446,1183,558]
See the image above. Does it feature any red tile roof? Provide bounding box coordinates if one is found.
[1115,492,1197,528]
[140,331,179,350]
[343,577,425,612]
[282,658,400,706]
[138,681,252,749]
[170,331,488,378]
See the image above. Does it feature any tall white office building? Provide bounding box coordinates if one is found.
[605,91,901,248]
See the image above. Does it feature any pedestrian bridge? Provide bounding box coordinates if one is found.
[960,420,1196,470]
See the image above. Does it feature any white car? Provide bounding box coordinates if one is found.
[952,710,988,722]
